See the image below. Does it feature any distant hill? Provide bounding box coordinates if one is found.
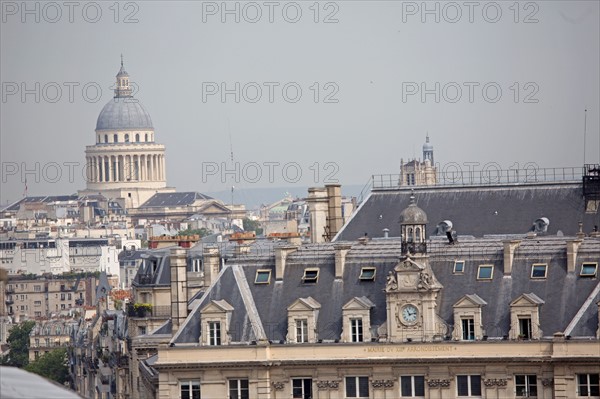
[205,185,364,210]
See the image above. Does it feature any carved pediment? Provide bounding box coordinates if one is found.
[342,296,375,311]
[454,294,487,309]
[510,293,544,307]
[394,257,425,272]
[201,299,234,314]
[288,296,321,312]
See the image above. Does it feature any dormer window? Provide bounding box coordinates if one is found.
[200,300,233,346]
[509,293,544,340]
[302,268,319,283]
[287,297,321,343]
[359,267,376,281]
[342,297,374,343]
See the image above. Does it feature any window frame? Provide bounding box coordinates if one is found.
[461,317,475,341]
[255,269,272,284]
[453,260,465,274]
[302,268,319,283]
[295,319,308,343]
[580,262,598,277]
[292,378,313,399]
[345,376,370,398]
[477,264,494,280]
[515,374,538,398]
[577,373,600,397]
[180,379,201,399]
[208,321,221,346]
[228,378,249,399]
[531,263,548,279]
[518,317,532,340]
[400,375,425,397]
[456,375,482,397]
[350,318,364,342]
[359,267,376,281]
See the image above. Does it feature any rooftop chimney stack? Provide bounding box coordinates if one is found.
[306,187,329,243]
[326,184,343,240]
[170,247,188,334]
[203,246,220,286]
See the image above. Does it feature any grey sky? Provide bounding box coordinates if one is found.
[1,1,599,206]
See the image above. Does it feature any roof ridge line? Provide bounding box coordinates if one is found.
[232,265,268,341]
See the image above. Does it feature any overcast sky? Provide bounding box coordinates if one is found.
[1,0,599,206]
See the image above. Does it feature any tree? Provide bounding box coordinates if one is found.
[243,218,263,235]
[25,348,70,385]
[0,320,36,367]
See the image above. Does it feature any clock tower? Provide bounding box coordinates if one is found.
[385,194,446,342]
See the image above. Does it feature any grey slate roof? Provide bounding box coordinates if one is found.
[171,236,600,345]
[3,195,78,212]
[336,183,599,240]
[96,97,153,131]
[139,192,213,208]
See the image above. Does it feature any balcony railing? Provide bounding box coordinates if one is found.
[371,166,584,190]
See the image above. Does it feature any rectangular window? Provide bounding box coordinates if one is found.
[138,326,146,335]
[531,264,548,279]
[350,318,363,342]
[462,318,475,341]
[34,301,41,307]
[296,319,308,343]
[519,318,532,339]
[580,263,598,277]
[34,285,41,292]
[515,375,537,397]
[255,270,271,284]
[453,261,465,273]
[180,380,201,399]
[577,373,600,397]
[457,375,481,397]
[477,265,493,280]
[401,375,425,397]
[302,268,319,283]
[359,267,376,281]
[192,259,202,273]
[292,378,312,399]
[208,321,221,345]
[228,379,249,399]
[346,376,369,398]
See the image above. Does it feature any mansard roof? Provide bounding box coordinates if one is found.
[336,182,596,240]
[170,236,600,345]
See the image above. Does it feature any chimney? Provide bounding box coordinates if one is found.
[566,239,583,273]
[383,228,389,238]
[306,187,329,243]
[502,240,521,276]
[334,243,352,279]
[170,247,188,334]
[326,184,343,240]
[203,246,220,286]
[275,245,298,281]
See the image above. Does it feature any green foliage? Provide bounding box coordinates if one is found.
[179,228,212,237]
[0,320,36,367]
[25,348,70,385]
[243,218,263,235]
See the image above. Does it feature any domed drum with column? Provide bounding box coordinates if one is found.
[81,58,173,208]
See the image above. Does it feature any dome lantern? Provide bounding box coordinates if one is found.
[400,192,428,254]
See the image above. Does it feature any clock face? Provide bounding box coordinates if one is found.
[401,304,419,324]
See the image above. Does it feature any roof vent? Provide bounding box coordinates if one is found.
[532,217,549,234]
[436,220,453,236]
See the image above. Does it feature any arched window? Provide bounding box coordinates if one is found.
[407,228,413,242]
[125,134,129,143]
[145,133,148,142]
[135,133,140,142]
[415,227,421,242]
[113,134,118,143]
[97,135,100,143]
[104,135,108,143]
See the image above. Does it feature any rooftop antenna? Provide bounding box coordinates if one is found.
[583,108,587,166]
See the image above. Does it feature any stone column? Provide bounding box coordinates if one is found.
[114,155,120,182]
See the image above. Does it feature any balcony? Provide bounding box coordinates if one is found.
[5,297,14,305]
